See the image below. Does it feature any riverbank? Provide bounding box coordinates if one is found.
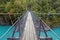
[0,13,60,27]
[0,13,23,25]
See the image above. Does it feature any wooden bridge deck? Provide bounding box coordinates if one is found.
[21,11,38,40]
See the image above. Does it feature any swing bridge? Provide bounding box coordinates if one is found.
[0,10,60,40]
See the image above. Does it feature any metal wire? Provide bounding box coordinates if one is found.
[40,18,60,40]
[0,16,21,39]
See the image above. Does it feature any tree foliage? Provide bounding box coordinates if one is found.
[0,0,60,13]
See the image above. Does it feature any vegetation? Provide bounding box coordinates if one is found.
[0,0,60,13]
[0,0,60,27]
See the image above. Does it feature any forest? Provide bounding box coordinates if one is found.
[0,0,60,27]
[0,0,60,13]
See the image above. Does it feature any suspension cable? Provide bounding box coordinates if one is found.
[0,11,29,39]
[0,16,21,39]
[12,16,22,37]
[41,22,48,37]
[40,18,60,40]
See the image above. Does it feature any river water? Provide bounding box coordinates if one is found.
[0,25,60,40]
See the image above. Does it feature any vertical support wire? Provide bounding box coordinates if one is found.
[12,14,20,37]
[40,18,48,37]
[40,17,60,40]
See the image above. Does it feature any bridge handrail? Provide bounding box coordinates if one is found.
[0,16,21,39]
[40,18,60,40]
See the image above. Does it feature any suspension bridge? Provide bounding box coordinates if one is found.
[0,10,60,40]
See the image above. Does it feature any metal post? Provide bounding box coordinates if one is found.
[42,20,48,37]
[12,25,17,37]
[40,19,48,37]
[19,18,20,37]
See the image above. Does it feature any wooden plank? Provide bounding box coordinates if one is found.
[7,38,19,40]
[40,37,52,40]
